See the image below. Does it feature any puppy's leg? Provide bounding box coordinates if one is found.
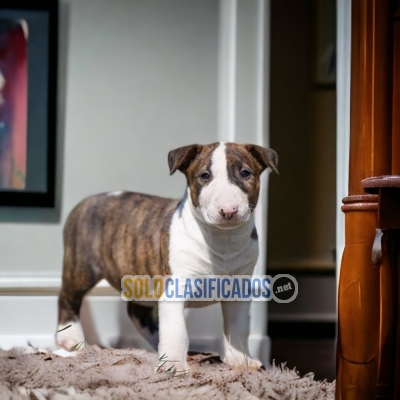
[156,300,190,376]
[56,257,102,351]
[127,302,159,350]
[221,301,262,370]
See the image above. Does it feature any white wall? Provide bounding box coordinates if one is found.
[1,0,219,276]
[0,0,271,364]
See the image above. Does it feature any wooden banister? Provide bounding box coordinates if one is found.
[392,4,400,175]
[363,176,400,399]
[336,0,394,399]
[348,0,392,195]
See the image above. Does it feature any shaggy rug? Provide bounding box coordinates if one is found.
[0,345,335,400]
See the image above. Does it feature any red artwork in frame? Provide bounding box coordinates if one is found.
[0,0,58,207]
[0,19,28,190]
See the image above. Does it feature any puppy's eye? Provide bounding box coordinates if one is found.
[201,172,211,180]
[240,170,251,178]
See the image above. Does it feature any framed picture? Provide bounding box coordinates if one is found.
[313,0,336,87]
[0,0,58,207]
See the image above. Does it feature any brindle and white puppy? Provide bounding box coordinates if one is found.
[56,142,278,376]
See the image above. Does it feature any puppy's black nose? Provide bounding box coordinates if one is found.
[219,206,238,219]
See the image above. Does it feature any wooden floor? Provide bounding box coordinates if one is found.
[270,339,336,382]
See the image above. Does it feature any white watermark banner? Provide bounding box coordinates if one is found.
[121,274,298,303]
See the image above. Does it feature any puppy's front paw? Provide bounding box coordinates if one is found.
[154,353,191,377]
[55,321,86,352]
[222,351,263,371]
[243,357,263,371]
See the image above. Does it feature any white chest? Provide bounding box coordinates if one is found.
[168,200,259,276]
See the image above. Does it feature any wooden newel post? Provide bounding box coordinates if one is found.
[363,176,400,399]
[336,195,379,399]
[336,0,393,398]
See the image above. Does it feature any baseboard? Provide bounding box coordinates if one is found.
[0,295,271,366]
[0,335,56,351]
[0,275,117,296]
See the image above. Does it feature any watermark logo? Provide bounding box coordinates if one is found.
[271,274,297,303]
[121,274,298,303]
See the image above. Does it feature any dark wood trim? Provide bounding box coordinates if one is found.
[337,1,394,398]
[268,268,336,277]
[348,0,393,195]
[269,321,336,339]
[392,2,400,174]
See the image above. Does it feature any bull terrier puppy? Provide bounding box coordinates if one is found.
[56,142,278,376]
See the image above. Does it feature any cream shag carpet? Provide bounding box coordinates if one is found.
[0,345,335,400]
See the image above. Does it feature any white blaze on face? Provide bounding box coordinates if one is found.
[198,142,249,226]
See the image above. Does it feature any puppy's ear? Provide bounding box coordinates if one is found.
[168,144,203,175]
[244,144,279,175]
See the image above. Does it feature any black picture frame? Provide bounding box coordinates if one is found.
[0,0,58,207]
[312,0,336,88]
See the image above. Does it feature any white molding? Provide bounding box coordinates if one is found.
[0,276,117,296]
[256,0,269,149]
[250,0,269,345]
[336,0,351,286]
[0,274,60,289]
[0,332,271,367]
[218,0,271,363]
[0,336,58,351]
[0,295,272,366]
[218,0,237,142]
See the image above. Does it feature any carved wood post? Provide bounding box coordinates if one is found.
[336,0,393,398]
[392,4,400,175]
[337,196,379,399]
[363,177,400,399]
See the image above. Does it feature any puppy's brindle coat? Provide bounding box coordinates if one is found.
[57,142,278,375]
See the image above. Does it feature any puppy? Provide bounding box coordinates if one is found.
[56,142,278,376]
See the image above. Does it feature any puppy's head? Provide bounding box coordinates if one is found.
[169,142,278,229]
